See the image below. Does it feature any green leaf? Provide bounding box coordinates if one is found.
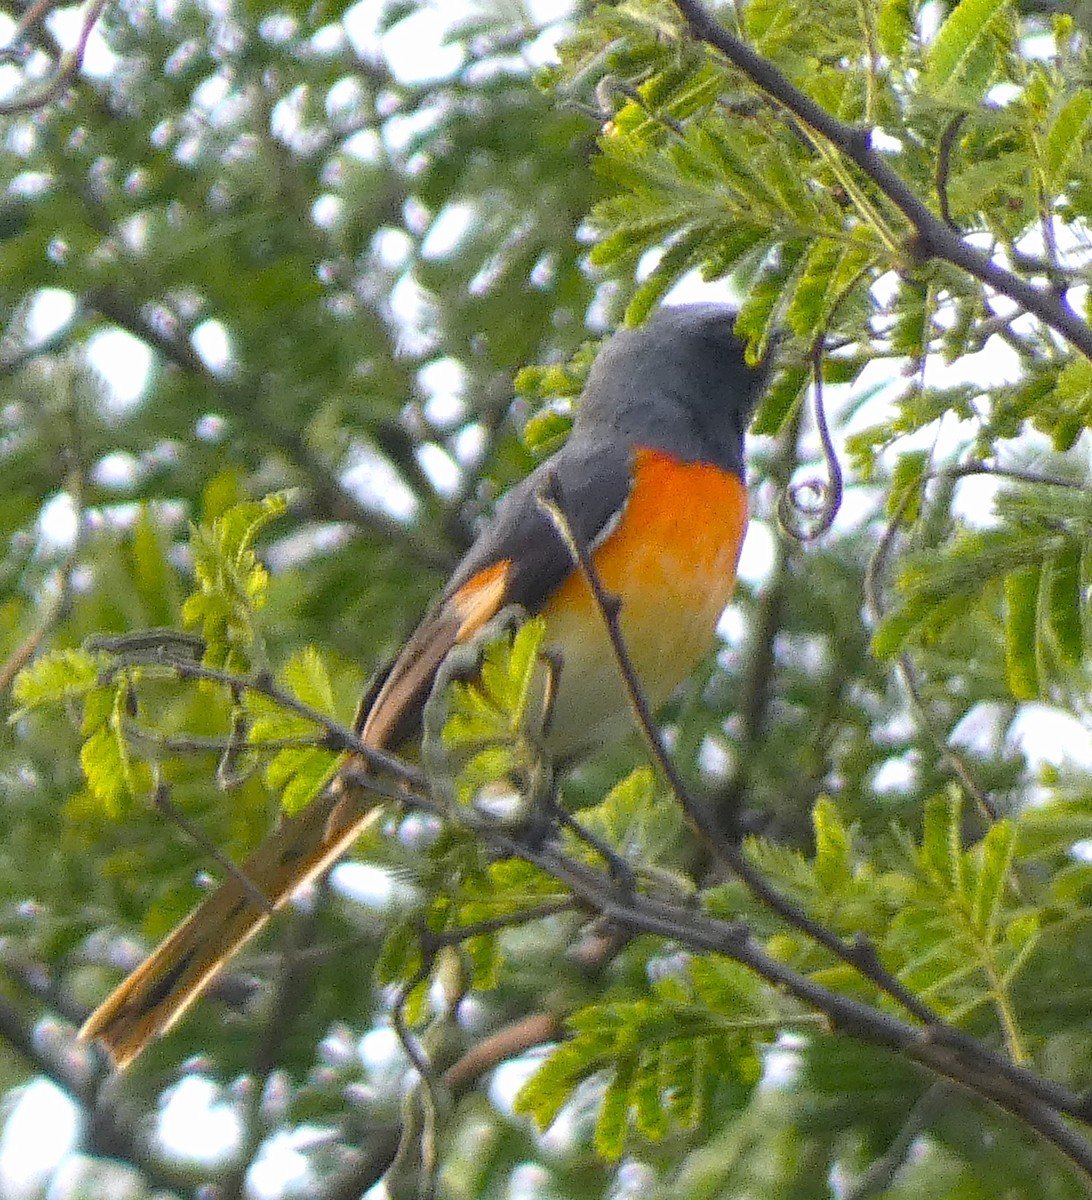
[514,1040,593,1129]
[971,819,1016,938]
[921,789,964,895]
[813,797,853,894]
[576,767,684,868]
[521,408,573,458]
[11,648,105,715]
[183,492,288,670]
[783,238,875,344]
[1047,541,1084,667]
[595,1057,634,1160]
[1045,91,1092,185]
[249,648,341,814]
[751,364,806,437]
[1003,564,1040,700]
[280,646,336,715]
[877,0,912,57]
[887,450,930,522]
[926,0,1013,93]
[265,744,339,816]
[80,725,130,818]
[79,685,153,818]
[1018,796,1092,859]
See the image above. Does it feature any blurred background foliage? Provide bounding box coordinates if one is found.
[2,0,1092,1196]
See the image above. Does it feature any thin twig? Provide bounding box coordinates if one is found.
[0,967,200,1197]
[218,894,325,1200]
[936,115,967,232]
[862,456,1082,821]
[778,336,844,541]
[0,0,57,61]
[152,780,275,915]
[1,377,86,694]
[846,1083,952,1199]
[483,828,1092,1179]
[99,652,427,789]
[87,288,455,570]
[320,1013,564,1200]
[0,0,109,115]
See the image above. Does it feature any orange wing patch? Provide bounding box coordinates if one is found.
[450,560,512,638]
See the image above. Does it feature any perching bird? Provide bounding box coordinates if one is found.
[80,302,772,1068]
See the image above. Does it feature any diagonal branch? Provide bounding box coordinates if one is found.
[668,0,1092,362]
[0,971,199,1197]
[536,468,940,1025]
[488,829,1092,1182]
[530,466,1092,1180]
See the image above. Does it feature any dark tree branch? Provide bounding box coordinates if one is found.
[668,0,1092,362]
[95,646,427,790]
[529,466,1092,1181]
[846,1083,953,1200]
[215,896,325,1200]
[320,1013,564,1200]
[863,456,1084,822]
[487,831,1092,1181]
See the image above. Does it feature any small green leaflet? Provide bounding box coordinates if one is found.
[925,0,1013,93]
[248,647,340,815]
[11,648,105,716]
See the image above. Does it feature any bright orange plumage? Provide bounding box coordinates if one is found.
[78,304,772,1068]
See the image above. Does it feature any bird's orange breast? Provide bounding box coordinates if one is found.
[539,448,748,755]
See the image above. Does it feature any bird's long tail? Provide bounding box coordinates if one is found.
[78,776,383,1069]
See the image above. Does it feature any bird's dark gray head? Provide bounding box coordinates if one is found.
[572,303,773,476]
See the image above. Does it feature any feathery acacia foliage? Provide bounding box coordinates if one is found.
[3,0,1092,1196]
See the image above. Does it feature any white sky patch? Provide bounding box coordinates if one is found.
[736,518,776,588]
[416,442,461,497]
[872,754,916,794]
[716,604,747,648]
[312,194,342,228]
[191,319,232,374]
[330,861,411,910]
[421,203,477,260]
[950,702,1009,757]
[453,421,486,465]
[698,734,731,778]
[870,127,903,153]
[86,328,154,412]
[0,1079,79,1197]
[156,1077,242,1163]
[92,451,141,489]
[664,273,740,307]
[24,289,76,345]
[247,1132,315,1199]
[37,492,78,550]
[759,1031,808,1091]
[192,72,230,114]
[490,1052,552,1119]
[373,226,413,269]
[419,356,466,425]
[342,443,418,520]
[343,0,464,85]
[379,6,465,84]
[358,1026,406,1083]
[1006,705,1092,771]
[46,3,119,78]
